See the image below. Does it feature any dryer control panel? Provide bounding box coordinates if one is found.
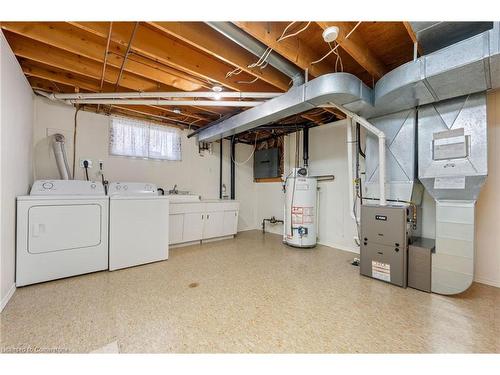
[30,180,105,195]
[108,182,157,196]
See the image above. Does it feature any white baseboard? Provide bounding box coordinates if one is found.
[317,240,359,255]
[474,276,500,289]
[1,283,16,313]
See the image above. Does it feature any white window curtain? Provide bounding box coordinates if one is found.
[109,117,181,161]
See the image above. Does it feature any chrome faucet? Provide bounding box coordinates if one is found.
[169,184,178,194]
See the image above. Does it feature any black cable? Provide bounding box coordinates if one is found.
[83,160,89,181]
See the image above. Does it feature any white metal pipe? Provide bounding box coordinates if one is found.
[346,117,358,222]
[41,91,281,100]
[327,102,387,206]
[64,99,264,107]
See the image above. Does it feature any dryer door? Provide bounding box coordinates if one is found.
[28,204,102,254]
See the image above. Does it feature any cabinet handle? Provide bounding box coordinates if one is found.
[207,214,210,219]
[202,214,204,219]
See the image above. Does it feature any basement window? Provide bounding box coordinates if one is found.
[109,117,181,161]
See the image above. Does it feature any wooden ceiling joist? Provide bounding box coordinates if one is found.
[316,22,388,79]
[147,22,291,91]
[234,21,333,78]
[0,22,204,92]
[3,21,416,132]
[70,22,279,93]
[6,32,175,92]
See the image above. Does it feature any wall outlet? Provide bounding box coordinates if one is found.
[80,159,93,168]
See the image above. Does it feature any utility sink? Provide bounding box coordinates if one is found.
[166,194,201,203]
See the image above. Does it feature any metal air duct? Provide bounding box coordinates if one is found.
[197,22,500,142]
[206,22,305,86]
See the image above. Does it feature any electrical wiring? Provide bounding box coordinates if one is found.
[276,21,311,42]
[311,21,362,66]
[331,41,344,72]
[277,21,296,41]
[248,47,273,69]
[230,132,260,166]
[236,77,259,84]
[226,21,311,79]
[226,67,243,78]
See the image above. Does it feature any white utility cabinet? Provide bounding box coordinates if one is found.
[169,200,239,245]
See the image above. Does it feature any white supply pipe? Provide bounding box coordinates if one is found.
[52,134,72,180]
[62,99,263,107]
[346,117,358,222]
[38,91,280,100]
[327,102,387,206]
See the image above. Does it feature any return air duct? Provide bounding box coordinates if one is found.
[418,92,487,295]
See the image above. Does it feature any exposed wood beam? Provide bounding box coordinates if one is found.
[316,22,388,79]
[99,22,113,90]
[147,22,291,91]
[234,22,331,78]
[1,22,204,91]
[70,22,278,92]
[5,32,175,92]
[113,22,138,91]
[21,61,214,123]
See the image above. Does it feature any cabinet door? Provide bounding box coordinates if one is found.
[183,212,204,242]
[222,210,238,236]
[202,211,224,239]
[169,214,184,244]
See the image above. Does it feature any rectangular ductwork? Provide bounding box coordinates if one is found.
[418,92,487,295]
[364,108,423,205]
[197,23,500,143]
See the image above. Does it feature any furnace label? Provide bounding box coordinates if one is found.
[372,261,391,282]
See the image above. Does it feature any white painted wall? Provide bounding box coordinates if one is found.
[254,97,500,288]
[472,90,500,288]
[0,31,34,311]
[32,96,256,232]
[255,120,358,252]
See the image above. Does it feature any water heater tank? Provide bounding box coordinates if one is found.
[283,168,317,248]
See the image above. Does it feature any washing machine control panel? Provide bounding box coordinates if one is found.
[108,182,158,196]
[30,180,105,195]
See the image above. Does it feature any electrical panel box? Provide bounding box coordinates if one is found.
[432,128,468,160]
[254,148,280,179]
[360,204,413,287]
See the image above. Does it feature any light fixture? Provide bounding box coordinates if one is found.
[172,108,181,114]
[322,26,340,43]
[211,85,223,93]
[213,93,222,100]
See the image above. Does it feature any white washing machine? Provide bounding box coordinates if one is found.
[16,180,109,287]
[108,182,169,271]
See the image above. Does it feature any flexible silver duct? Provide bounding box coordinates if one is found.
[52,134,72,180]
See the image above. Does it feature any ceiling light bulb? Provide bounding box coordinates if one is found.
[322,26,339,43]
[214,93,222,100]
[173,108,181,114]
[211,85,223,92]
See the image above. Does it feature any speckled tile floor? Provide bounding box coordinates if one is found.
[1,230,499,353]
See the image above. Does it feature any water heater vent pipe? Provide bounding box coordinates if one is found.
[326,102,386,206]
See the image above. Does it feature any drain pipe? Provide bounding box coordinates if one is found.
[346,117,358,221]
[328,103,386,206]
[206,22,304,86]
[230,138,236,200]
[303,126,309,167]
[219,140,223,199]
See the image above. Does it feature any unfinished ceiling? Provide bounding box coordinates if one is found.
[0,21,417,140]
